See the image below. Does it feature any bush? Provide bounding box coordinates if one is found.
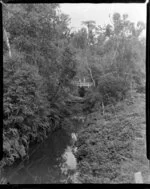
[97,74,130,105]
[82,88,102,113]
[3,53,50,165]
[82,74,130,113]
[136,85,145,94]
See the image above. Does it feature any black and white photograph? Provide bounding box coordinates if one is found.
[1,1,149,184]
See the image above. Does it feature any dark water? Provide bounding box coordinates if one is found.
[3,124,80,184]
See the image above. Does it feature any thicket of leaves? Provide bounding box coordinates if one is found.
[97,74,130,104]
[70,13,145,111]
[3,52,51,164]
[3,4,77,167]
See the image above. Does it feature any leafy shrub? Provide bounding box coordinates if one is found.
[136,85,145,94]
[97,74,130,105]
[82,89,102,113]
[82,74,130,114]
[3,53,50,165]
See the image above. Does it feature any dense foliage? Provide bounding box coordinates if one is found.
[2,4,77,168]
[2,3,145,184]
[70,13,145,111]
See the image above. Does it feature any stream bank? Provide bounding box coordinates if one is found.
[75,92,148,183]
[2,118,83,184]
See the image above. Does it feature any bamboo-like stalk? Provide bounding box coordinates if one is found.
[102,101,105,115]
[87,65,95,87]
[3,27,11,58]
[111,36,120,66]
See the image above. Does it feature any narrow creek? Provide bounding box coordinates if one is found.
[3,119,83,184]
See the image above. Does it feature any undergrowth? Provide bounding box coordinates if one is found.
[75,92,147,183]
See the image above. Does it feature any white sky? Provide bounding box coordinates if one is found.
[60,3,146,35]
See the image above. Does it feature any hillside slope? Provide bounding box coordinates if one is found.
[75,92,149,183]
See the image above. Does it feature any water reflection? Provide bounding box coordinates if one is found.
[60,146,77,174]
[4,129,78,184]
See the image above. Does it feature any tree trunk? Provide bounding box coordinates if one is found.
[3,28,11,58]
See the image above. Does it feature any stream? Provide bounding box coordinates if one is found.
[3,119,83,184]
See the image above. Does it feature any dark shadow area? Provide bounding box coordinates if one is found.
[78,87,86,97]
